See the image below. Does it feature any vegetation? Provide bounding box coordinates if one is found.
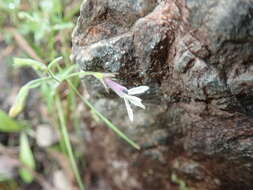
[0,0,139,189]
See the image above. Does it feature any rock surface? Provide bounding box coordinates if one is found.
[72,0,253,189]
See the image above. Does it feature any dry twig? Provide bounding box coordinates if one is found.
[5,27,44,63]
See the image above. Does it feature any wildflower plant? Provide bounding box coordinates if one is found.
[9,57,148,190]
[9,57,149,149]
[8,57,149,189]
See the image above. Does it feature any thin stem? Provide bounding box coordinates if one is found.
[48,67,139,190]
[62,71,116,81]
[47,69,61,83]
[67,79,81,134]
[55,96,85,190]
[67,81,140,150]
[24,76,51,87]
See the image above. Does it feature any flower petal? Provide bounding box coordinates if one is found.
[124,98,134,122]
[99,79,109,93]
[127,86,149,95]
[125,95,145,109]
[103,78,127,97]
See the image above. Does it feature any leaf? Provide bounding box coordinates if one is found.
[56,64,76,81]
[13,57,47,71]
[171,173,190,190]
[0,0,20,10]
[47,56,63,70]
[9,77,51,117]
[0,109,25,132]
[19,133,36,183]
[9,85,29,118]
[52,22,74,31]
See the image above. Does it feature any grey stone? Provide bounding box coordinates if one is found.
[73,33,134,72]
[72,0,253,189]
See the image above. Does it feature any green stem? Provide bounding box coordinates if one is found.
[48,68,139,149]
[48,67,139,190]
[55,96,85,190]
[67,81,140,150]
[67,79,81,134]
[47,69,61,83]
[63,71,101,80]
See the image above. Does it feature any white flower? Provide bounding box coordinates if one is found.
[103,78,149,122]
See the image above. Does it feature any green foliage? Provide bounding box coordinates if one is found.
[0,109,25,132]
[1,0,86,188]
[1,1,141,189]
[13,58,47,71]
[0,0,20,10]
[55,96,85,190]
[171,173,191,190]
[0,0,76,61]
[11,57,140,150]
[10,56,140,189]
[19,133,36,183]
[9,77,50,117]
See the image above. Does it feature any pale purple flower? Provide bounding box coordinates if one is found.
[103,78,149,122]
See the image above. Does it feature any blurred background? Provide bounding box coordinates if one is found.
[0,0,92,189]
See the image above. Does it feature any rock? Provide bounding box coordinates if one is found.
[73,33,134,72]
[0,155,19,180]
[185,0,253,104]
[72,0,253,189]
[36,125,59,147]
[52,170,72,190]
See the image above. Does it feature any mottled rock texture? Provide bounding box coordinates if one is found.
[72,0,253,189]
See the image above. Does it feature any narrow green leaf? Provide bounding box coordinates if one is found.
[0,109,25,132]
[9,85,29,118]
[13,58,47,71]
[47,56,63,70]
[19,133,35,183]
[67,82,140,150]
[56,64,76,81]
[55,96,85,190]
[61,71,115,81]
[9,77,51,117]
[88,101,141,150]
